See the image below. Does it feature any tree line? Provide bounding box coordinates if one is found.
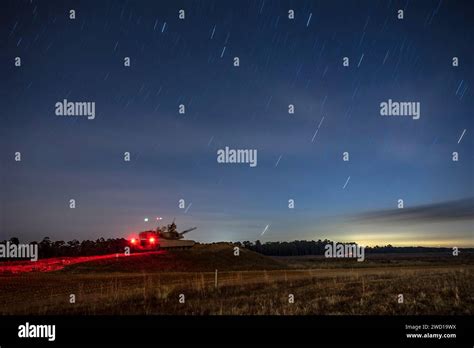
[2,237,469,259]
[235,240,465,256]
[2,237,128,259]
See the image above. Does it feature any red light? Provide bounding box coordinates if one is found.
[131,238,136,244]
[149,237,155,244]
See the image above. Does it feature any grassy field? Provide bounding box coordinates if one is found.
[0,244,472,315]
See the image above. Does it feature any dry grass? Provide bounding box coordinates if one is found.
[1,265,472,315]
[1,247,472,315]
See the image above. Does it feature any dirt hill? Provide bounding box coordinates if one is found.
[62,242,286,273]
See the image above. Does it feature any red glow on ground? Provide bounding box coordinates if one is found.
[0,251,166,274]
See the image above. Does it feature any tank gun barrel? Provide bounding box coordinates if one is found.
[179,227,197,236]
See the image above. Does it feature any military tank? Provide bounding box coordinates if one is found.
[130,220,196,250]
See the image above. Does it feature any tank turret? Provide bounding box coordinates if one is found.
[130,220,197,250]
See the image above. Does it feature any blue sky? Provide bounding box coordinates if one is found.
[1,0,472,246]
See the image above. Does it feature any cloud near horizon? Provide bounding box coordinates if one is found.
[350,198,474,224]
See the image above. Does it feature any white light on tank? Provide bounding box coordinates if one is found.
[144,218,149,222]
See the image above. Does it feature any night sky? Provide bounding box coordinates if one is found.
[1,0,473,247]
